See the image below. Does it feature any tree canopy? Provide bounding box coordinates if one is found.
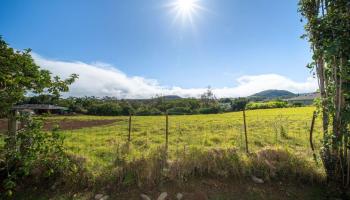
[0,36,78,116]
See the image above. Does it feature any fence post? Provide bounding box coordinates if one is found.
[128,114,132,142]
[7,109,19,150]
[243,109,249,153]
[165,112,169,151]
[309,111,317,162]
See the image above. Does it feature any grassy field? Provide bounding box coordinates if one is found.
[1,107,327,199]
[38,107,323,176]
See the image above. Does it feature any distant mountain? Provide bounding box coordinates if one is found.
[161,95,182,100]
[249,90,296,101]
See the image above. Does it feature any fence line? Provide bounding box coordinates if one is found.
[52,110,322,169]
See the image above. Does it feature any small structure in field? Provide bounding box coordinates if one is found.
[12,104,68,115]
[285,92,320,105]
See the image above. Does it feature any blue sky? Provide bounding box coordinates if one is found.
[0,0,317,98]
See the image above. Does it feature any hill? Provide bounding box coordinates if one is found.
[161,95,182,100]
[249,90,296,101]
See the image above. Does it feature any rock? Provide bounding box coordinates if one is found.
[157,192,168,200]
[95,194,104,200]
[251,175,264,184]
[176,193,183,200]
[50,183,57,190]
[140,194,151,200]
[101,195,109,200]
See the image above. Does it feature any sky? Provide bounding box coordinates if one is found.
[0,0,317,98]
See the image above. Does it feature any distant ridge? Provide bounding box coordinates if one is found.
[249,90,296,101]
[161,95,182,100]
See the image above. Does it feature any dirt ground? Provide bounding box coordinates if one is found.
[107,179,325,200]
[15,178,326,200]
[0,118,118,132]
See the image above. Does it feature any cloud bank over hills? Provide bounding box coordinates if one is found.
[33,53,318,99]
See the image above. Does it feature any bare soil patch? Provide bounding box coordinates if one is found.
[43,119,118,131]
[15,178,325,200]
[107,178,324,200]
[0,118,119,132]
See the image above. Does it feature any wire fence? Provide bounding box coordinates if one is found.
[58,108,322,170]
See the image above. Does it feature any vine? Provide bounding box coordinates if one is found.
[299,0,350,189]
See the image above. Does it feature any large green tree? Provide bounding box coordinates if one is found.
[299,0,350,189]
[0,36,78,116]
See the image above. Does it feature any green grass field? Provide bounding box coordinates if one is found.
[42,107,322,175]
[1,107,326,199]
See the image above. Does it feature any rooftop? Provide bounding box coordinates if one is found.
[286,93,320,101]
[12,104,68,110]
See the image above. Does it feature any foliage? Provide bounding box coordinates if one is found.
[198,106,221,114]
[246,100,288,110]
[299,0,350,188]
[135,106,162,116]
[22,95,222,116]
[0,37,78,117]
[167,107,193,115]
[87,102,123,116]
[230,97,249,111]
[0,116,71,198]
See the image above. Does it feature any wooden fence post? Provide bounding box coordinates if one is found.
[309,111,317,161]
[243,109,249,154]
[8,110,19,150]
[128,114,132,142]
[165,112,169,151]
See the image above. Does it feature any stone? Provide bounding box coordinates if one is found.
[251,175,264,184]
[101,195,109,200]
[157,192,168,200]
[95,194,104,200]
[140,194,151,200]
[176,193,183,200]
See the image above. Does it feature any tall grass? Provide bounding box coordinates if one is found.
[0,107,324,182]
[45,107,322,176]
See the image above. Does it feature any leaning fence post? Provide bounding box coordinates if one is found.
[165,112,169,151]
[128,114,132,142]
[243,109,249,154]
[309,111,317,162]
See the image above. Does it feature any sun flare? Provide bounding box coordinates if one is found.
[169,0,203,25]
[175,0,197,13]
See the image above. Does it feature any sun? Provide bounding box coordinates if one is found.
[168,0,203,25]
[175,0,197,14]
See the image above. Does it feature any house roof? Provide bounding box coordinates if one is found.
[12,104,68,110]
[286,92,320,101]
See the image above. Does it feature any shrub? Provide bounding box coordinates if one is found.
[231,98,249,111]
[292,102,303,107]
[87,103,123,116]
[167,107,192,115]
[199,106,220,114]
[246,100,288,110]
[135,107,162,116]
[0,116,72,198]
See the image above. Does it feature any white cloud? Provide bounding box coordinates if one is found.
[32,53,318,99]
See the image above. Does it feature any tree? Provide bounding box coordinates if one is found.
[231,97,249,111]
[200,86,217,107]
[0,37,78,197]
[0,36,78,116]
[299,0,350,189]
